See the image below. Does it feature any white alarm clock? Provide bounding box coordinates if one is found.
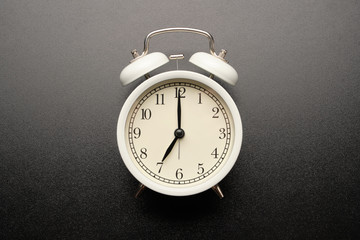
[117,28,243,198]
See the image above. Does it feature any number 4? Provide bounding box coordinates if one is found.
[211,148,219,159]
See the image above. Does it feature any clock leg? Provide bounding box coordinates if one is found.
[212,184,224,199]
[135,183,146,198]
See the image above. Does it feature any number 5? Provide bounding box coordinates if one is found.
[197,163,204,174]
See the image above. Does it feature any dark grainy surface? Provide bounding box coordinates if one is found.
[1,1,359,239]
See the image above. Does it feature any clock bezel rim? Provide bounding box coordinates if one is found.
[117,70,243,196]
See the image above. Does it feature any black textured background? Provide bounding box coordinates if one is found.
[1,1,359,239]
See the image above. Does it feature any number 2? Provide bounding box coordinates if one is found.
[212,107,219,118]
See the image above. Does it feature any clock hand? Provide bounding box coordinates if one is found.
[161,136,178,162]
[177,89,182,159]
[162,129,185,162]
[177,89,181,129]
[162,91,185,162]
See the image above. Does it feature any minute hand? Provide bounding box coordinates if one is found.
[177,90,181,129]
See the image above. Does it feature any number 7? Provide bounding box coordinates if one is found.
[156,162,163,173]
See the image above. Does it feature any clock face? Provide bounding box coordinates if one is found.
[123,78,235,188]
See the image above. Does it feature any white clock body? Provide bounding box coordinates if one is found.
[117,70,242,196]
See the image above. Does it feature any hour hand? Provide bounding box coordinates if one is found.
[161,129,185,162]
[161,136,178,162]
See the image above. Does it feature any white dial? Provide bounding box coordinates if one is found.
[117,71,242,196]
